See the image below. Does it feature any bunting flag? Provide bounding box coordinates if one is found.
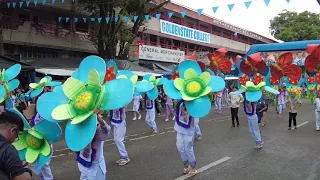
[134,16,138,22]
[212,6,219,13]
[197,9,203,16]
[19,2,23,8]
[144,15,150,22]
[156,13,161,20]
[124,16,129,22]
[114,16,119,22]
[181,10,187,18]
[244,1,252,8]
[228,4,235,11]
[168,12,174,18]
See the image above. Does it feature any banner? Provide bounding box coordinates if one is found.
[139,45,185,63]
[160,20,210,44]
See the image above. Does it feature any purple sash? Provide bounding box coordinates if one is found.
[175,100,193,128]
[109,109,123,124]
[145,95,154,110]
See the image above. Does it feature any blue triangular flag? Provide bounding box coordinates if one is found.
[34,0,38,6]
[286,0,290,3]
[244,1,252,8]
[212,6,219,13]
[181,10,187,18]
[52,0,55,4]
[74,17,78,23]
[264,0,270,6]
[97,17,102,23]
[134,16,138,23]
[156,13,161,20]
[26,1,30,7]
[12,2,16,8]
[66,17,69,22]
[7,3,10,8]
[105,17,110,24]
[90,18,95,22]
[145,15,150,22]
[123,16,129,23]
[58,17,62,22]
[83,18,86,23]
[168,12,174,18]
[62,0,64,3]
[197,9,203,16]
[114,16,119,23]
[228,4,235,11]
[19,2,23,8]
[42,0,46,5]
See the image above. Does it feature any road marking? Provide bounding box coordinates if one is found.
[297,121,309,128]
[174,157,231,180]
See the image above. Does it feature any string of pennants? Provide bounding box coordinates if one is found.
[7,0,291,15]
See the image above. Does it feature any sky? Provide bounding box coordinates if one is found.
[173,0,319,40]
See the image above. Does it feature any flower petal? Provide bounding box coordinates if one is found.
[186,96,211,118]
[155,77,168,86]
[29,130,44,139]
[9,108,31,130]
[34,120,62,144]
[174,78,185,91]
[130,75,138,85]
[5,98,14,109]
[52,104,77,120]
[37,92,69,123]
[146,88,159,100]
[264,86,280,95]
[13,133,27,151]
[18,149,27,161]
[117,70,134,79]
[200,72,211,86]
[181,91,196,101]
[26,148,40,163]
[4,64,21,81]
[87,70,101,88]
[48,81,62,87]
[135,81,154,93]
[71,110,94,125]
[30,88,44,98]
[163,80,182,100]
[199,86,212,97]
[143,74,152,81]
[0,85,5,102]
[63,78,86,101]
[184,69,198,80]
[178,60,202,79]
[65,114,97,151]
[149,75,156,82]
[34,152,52,174]
[7,79,19,92]
[29,83,39,89]
[101,78,134,110]
[40,140,51,156]
[209,76,225,92]
[246,91,262,102]
[77,55,106,84]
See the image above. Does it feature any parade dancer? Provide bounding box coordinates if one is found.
[314,91,320,131]
[165,96,175,121]
[228,87,244,127]
[223,87,229,107]
[110,107,130,165]
[215,91,223,113]
[277,83,287,118]
[175,101,197,176]
[194,118,202,140]
[244,99,263,149]
[77,109,111,180]
[145,95,158,133]
[286,91,302,130]
[132,95,142,121]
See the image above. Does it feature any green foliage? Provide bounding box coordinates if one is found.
[269,10,320,42]
[306,91,316,103]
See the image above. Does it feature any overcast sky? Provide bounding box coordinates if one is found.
[173,0,319,40]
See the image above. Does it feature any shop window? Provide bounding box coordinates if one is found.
[150,34,157,43]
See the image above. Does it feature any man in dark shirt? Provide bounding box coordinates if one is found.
[0,111,32,180]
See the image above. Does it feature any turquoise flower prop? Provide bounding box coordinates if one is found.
[0,64,21,106]
[29,76,62,98]
[36,56,134,151]
[234,81,279,102]
[135,74,168,100]
[11,108,61,173]
[163,60,225,118]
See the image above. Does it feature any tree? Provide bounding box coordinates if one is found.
[269,10,320,42]
[0,3,5,56]
[77,0,169,59]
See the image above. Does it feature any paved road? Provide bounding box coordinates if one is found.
[35,100,320,180]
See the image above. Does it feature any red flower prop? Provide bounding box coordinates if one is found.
[186,55,206,72]
[171,71,180,80]
[305,44,320,73]
[270,52,301,80]
[289,78,298,85]
[103,66,116,83]
[253,73,264,85]
[207,48,232,74]
[270,76,279,85]
[239,74,249,85]
[238,52,267,76]
[308,76,315,84]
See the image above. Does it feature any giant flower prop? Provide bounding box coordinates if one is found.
[207,48,232,74]
[270,75,279,85]
[103,60,118,83]
[235,81,279,102]
[0,64,21,104]
[253,73,264,85]
[36,56,134,151]
[163,60,225,118]
[269,52,302,80]
[237,53,268,76]
[11,108,61,172]
[135,74,167,100]
[239,74,249,85]
[29,76,62,98]
[305,44,320,73]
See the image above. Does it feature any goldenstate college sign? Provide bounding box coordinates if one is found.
[160,20,211,44]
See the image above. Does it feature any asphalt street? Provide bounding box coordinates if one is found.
[34,99,320,180]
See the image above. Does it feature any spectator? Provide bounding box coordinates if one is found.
[0,111,32,180]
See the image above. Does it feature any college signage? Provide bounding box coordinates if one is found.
[139,45,185,63]
[160,20,210,44]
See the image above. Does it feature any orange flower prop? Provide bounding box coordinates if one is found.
[103,66,116,83]
[207,48,232,74]
[270,52,302,80]
[238,52,267,76]
[171,71,179,80]
[270,76,279,85]
[253,73,264,85]
[305,44,320,73]
[239,75,249,85]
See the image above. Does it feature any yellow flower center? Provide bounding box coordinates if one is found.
[25,134,42,149]
[186,81,201,94]
[74,91,93,109]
